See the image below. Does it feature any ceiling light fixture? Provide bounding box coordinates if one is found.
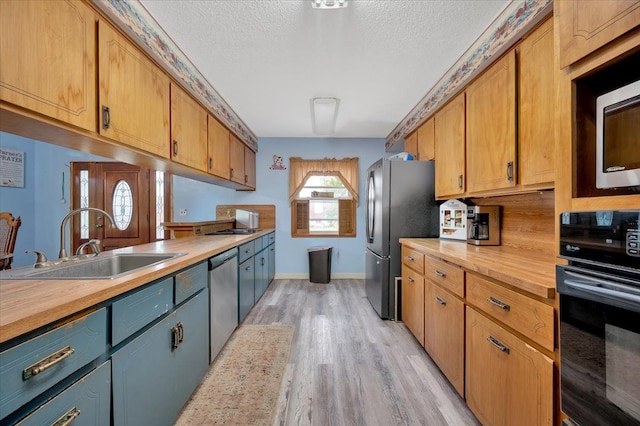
[312,0,348,9]
[311,97,339,135]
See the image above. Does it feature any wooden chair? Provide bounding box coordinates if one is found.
[0,212,21,270]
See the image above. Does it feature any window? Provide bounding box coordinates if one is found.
[289,157,358,237]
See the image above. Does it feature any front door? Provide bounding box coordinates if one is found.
[71,162,168,253]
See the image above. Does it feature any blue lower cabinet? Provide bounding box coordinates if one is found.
[254,249,268,303]
[111,290,209,426]
[16,361,111,426]
[268,243,276,284]
[238,257,255,322]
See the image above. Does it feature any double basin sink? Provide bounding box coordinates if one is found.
[1,253,185,280]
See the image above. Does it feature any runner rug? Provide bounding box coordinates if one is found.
[175,324,294,425]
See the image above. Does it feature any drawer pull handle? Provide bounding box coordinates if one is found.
[435,270,446,278]
[407,276,415,283]
[435,296,447,305]
[407,256,414,261]
[23,346,75,380]
[101,105,110,130]
[177,321,184,345]
[171,325,181,350]
[487,335,510,354]
[487,296,510,311]
[52,407,81,426]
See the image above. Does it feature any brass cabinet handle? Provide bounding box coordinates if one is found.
[435,296,447,305]
[487,335,510,354]
[23,346,75,380]
[101,105,110,130]
[458,174,463,189]
[52,407,81,426]
[507,161,514,181]
[173,140,179,156]
[487,296,510,311]
[435,270,446,278]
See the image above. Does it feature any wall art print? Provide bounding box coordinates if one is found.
[269,155,286,170]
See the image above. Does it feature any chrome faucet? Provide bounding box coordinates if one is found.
[59,208,115,259]
[76,239,102,256]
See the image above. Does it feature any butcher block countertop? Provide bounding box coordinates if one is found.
[0,230,274,344]
[399,238,556,300]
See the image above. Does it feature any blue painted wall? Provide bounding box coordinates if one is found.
[171,176,236,221]
[0,132,109,267]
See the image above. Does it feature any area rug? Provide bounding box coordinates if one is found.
[175,324,294,425]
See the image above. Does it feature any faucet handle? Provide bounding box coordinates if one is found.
[25,250,48,268]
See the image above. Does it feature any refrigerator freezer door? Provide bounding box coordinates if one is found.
[366,249,391,319]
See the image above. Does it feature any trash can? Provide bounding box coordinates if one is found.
[308,246,332,283]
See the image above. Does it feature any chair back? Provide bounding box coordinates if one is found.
[0,212,21,269]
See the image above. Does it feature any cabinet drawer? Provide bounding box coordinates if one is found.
[424,256,465,297]
[112,278,173,346]
[0,309,108,420]
[174,261,208,305]
[402,246,424,274]
[254,236,264,252]
[267,232,275,245]
[238,240,255,264]
[466,273,554,351]
[16,361,111,426]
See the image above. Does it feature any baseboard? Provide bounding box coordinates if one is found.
[274,272,365,280]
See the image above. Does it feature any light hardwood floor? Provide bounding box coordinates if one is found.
[244,279,480,426]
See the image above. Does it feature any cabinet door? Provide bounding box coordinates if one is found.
[207,115,230,179]
[0,0,96,131]
[174,290,209,413]
[268,243,276,284]
[229,134,246,185]
[417,117,435,161]
[112,314,177,426]
[557,0,640,68]
[519,19,555,188]
[404,131,418,159]
[238,257,255,322]
[254,250,267,302]
[434,93,466,198]
[98,20,170,158]
[244,146,256,189]
[170,83,207,171]
[466,308,553,426]
[401,266,425,346]
[424,281,464,396]
[466,50,517,193]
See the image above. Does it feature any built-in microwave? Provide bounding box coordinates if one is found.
[595,79,640,189]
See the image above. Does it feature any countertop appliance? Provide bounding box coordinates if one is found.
[208,247,238,363]
[557,210,640,426]
[439,199,467,240]
[365,158,438,320]
[235,209,259,230]
[467,205,500,246]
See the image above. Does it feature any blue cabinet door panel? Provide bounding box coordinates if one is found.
[0,309,107,420]
[174,261,208,305]
[16,361,111,426]
[238,257,255,322]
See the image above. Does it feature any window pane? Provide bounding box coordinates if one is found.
[112,180,133,231]
[309,199,339,233]
[80,170,89,239]
[155,171,165,239]
[299,175,351,199]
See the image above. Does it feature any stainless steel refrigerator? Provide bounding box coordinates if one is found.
[365,158,438,319]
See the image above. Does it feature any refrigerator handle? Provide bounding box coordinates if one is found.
[366,171,375,243]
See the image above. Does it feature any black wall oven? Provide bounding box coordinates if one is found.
[557,210,640,426]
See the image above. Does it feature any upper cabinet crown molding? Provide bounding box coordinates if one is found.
[0,0,97,131]
[92,0,258,152]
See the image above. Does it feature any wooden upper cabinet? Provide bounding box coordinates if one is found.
[244,147,256,189]
[466,50,517,194]
[557,0,640,68]
[519,19,555,188]
[434,92,466,199]
[170,83,207,171]
[404,131,418,159]
[417,117,435,161]
[0,0,96,131]
[207,116,230,179]
[229,134,246,185]
[98,20,170,158]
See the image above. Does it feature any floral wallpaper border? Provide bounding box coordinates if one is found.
[92,0,259,151]
[385,0,552,151]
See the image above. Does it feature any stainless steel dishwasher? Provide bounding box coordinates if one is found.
[208,247,238,363]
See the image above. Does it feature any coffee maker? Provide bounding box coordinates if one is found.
[467,206,500,245]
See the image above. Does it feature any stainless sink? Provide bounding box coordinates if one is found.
[1,253,185,280]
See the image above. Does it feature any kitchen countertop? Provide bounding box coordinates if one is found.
[399,238,556,300]
[0,229,274,344]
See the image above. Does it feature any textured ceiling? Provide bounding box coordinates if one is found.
[139,0,509,139]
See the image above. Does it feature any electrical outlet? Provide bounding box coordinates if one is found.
[179,208,188,216]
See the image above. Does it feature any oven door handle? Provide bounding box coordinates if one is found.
[564,279,640,307]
